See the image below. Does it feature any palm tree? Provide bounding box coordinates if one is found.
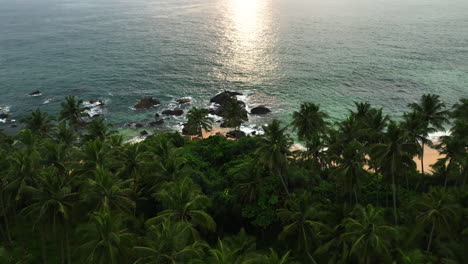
[83,119,116,141]
[186,107,214,138]
[249,249,298,264]
[78,208,133,264]
[340,204,397,264]
[134,219,207,264]
[21,109,55,137]
[221,98,248,130]
[450,98,468,122]
[371,122,417,224]
[59,96,89,127]
[408,94,449,176]
[331,140,367,204]
[85,166,135,214]
[277,202,326,264]
[21,169,78,264]
[149,177,216,232]
[412,187,460,252]
[208,229,257,264]
[54,122,77,145]
[291,103,328,141]
[256,120,293,196]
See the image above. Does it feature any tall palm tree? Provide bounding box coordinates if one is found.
[408,94,449,176]
[412,187,460,252]
[340,204,397,264]
[22,169,78,264]
[78,208,133,264]
[277,200,326,264]
[249,249,298,264]
[371,122,417,224]
[59,96,89,127]
[134,219,207,264]
[85,166,135,214]
[256,120,293,196]
[21,109,55,137]
[208,229,257,264]
[221,98,248,130]
[54,122,77,146]
[83,119,116,141]
[291,103,329,142]
[186,107,214,138]
[331,140,367,204]
[149,177,216,232]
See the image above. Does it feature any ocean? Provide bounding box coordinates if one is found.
[1,0,467,136]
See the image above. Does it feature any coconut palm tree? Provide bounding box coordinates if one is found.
[249,249,298,264]
[134,219,207,264]
[256,120,293,196]
[277,200,326,264]
[340,204,397,264]
[21,169,78,264]
[21,109,55,137]
[221,98,248,130]
[78,208,133,264]
[149,177,216,232]
[59,96,89,127]
[371,122,417,224]
[412,187,461,252]
[85,166,134,214]
[291,103,329,142]
[83,119,116,141]
[331,140,367,204]
[54,122,77,146]
[408,94,449,177]
[186,107,214,138]
[208,229,257,264]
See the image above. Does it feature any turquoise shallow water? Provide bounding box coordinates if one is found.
[1,0,467,133]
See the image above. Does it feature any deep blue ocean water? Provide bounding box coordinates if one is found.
[1,0,467,134]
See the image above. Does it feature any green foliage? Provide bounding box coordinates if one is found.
[0,95,466,264]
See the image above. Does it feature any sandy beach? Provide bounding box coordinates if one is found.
[414,142,444,173]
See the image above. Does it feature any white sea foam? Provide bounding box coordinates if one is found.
[0,119,6,124]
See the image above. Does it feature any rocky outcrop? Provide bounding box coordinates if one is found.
[176,98,191,104]
[226,130,246,139]
[89,99,104,106]
[210,91,242,106]
[28,91,42,96]
[162,109,184,116]
[250,106,271,115]
[134,97,160,110]
[154,113,160,118]
[149,119,164,126]
[140,130,149,136]
[0,113,9,119]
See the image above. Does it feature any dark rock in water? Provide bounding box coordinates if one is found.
[162,109,184,116]
[154,113,160,118]
[92,114,103,119]
[149,119,164,126]
[10,124,17,128]
[250,106,271,115]
[140,130,149,136]
[226,130,246,139]
[89,99,104,106]
[176,98,191,104]
[210,91,242,106]
[220,121,227,128]
[0,113,9,119]
[28,90,42,96]
[135,123,144,128]
[134,97,160,110]
[251,131,257,135]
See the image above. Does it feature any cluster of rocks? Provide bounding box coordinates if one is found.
[180,91,271,139]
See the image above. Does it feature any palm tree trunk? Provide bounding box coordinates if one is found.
[65,225,71,264]
[354,189,358,204]
[41,229,47,264]
[278,173,290,197]
[306,250,318,264]
[392,171,398,225]
[421,141,425,177]
[0,194,12,244]
[426,220,435,252]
